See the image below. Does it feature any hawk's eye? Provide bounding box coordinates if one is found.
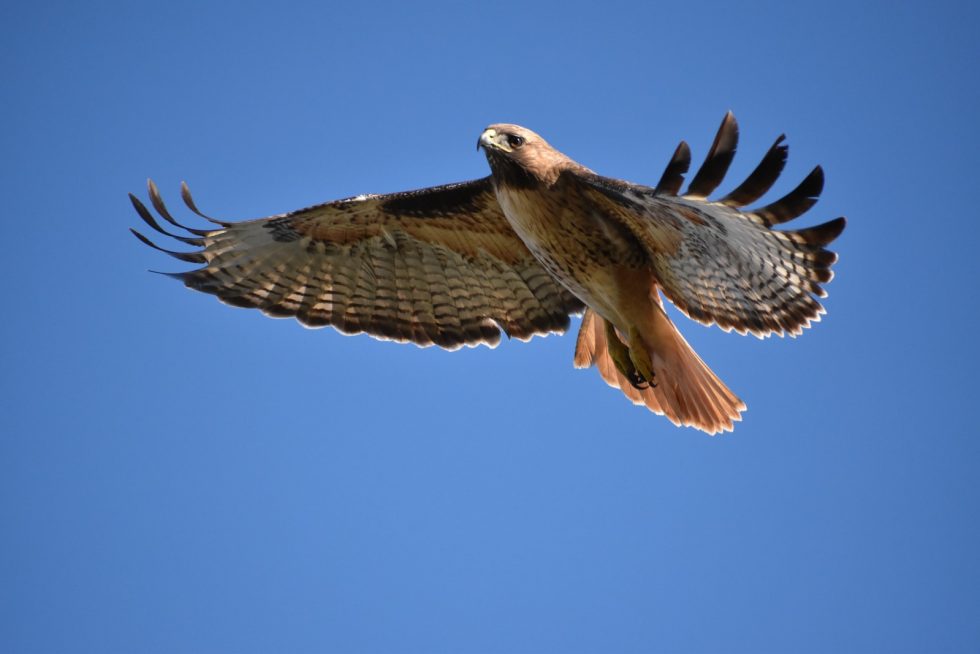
[507,134,526,148]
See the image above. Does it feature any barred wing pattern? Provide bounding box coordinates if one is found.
[130,178,584,349]
[581,112,844,338]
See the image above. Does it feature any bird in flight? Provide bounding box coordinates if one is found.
[131,113,844,434]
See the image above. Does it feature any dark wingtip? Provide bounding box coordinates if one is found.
[784,216,847,247]
[148,269,189,281]
[129,192,204,245]
[130,228,207,263]
[719,134,789,207]
[654,141,691,196]
[685,111,739,199]
[753,165,824,226]
[812,216,846,244]
[180,181,230,227]
[142,179,213,236]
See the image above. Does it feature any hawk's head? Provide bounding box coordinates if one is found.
[478,124,574,187]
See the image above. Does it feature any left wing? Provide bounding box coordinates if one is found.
[575,112,845,337]
[130,178,584,349]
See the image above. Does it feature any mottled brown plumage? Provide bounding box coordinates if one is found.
[132,113,845,434]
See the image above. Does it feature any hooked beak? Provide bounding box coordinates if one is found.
[478,127,498,151]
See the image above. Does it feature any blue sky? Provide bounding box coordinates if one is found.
[2,1,978,652]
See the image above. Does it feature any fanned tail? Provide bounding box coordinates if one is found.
[574,308,745,435]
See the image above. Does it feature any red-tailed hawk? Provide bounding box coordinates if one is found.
[131,113,844,434]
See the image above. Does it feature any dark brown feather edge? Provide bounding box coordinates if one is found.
[685,111,739,199]
[180,181,232,226]
[144,180,214,235]
[654,141,691,196]
[753,166,824,226]
[129,228,206,263]
[719,135,788,207]
[129,194,204,245]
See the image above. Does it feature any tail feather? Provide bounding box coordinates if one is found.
[574,308,745,435]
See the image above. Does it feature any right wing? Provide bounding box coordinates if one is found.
[130,177,584,349]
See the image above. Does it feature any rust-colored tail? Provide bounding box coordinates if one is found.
[574,307,745,434]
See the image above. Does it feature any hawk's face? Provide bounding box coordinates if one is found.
[479,124,542,162]
[479,124,569,187]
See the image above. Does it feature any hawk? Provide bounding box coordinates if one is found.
[131,113,844,434]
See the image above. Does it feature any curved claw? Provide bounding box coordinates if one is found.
[624,367,656,390]
[626,370,650,390]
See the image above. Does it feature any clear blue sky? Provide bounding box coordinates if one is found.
[2,1,978,652]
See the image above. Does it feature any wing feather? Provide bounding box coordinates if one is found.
[684,111,739,199]
[718,135,788,207]
[131,177,584,349]
[574,117,844,339]
[752,166,824,226]
[645,195,844,337]
[654,141,692,196]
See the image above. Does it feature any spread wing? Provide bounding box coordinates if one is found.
[130,177,584,349]
[576,112,845,337]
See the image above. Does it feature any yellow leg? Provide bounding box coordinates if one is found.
[605,321,654,389]
[627,325,656,386]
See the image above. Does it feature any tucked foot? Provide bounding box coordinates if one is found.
[605,321,654,390]
[627,326,657,387]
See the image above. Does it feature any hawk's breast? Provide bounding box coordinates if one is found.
[494,183,645,318]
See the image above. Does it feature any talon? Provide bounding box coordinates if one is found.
[628,370,650,390]
[645,366,658,388]
[629,368,657,390]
